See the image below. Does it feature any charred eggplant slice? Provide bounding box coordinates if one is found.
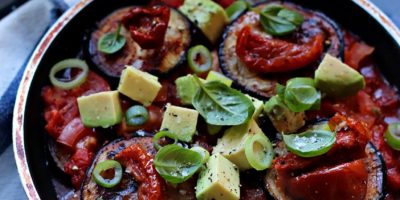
[88,7,191,77]
[265,142,385,200]
[219,2,344,99]
[81,137,195,200]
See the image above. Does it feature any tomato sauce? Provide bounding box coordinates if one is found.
[115,144,164,200]
[306,32,400,198]
[42,71,110,189]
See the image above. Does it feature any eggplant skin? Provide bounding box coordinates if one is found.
[80,137,196,200]
[88,7,191,78]
[264,142,386,200]
[218,1,344,99]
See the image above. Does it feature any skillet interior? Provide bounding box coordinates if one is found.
[19,0,400,199]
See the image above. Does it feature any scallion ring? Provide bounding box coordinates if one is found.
[92,160,123,188]
[244,132,274,170]
[126,105,149,126]
[225,0,248,21]
[152,131,179,150]
[49,58,89,90]
[190,146,210,164]
[187,45,212,74]
[385,122,400,150]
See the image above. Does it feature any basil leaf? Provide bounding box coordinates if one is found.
[284,78,320,112]
[283,130,336,158]
[277,8,304,26]
[260,13,296,36]
[192,76,255,126]
[98,24,126,54]
[154,144,203,184]
[259,5,304,36]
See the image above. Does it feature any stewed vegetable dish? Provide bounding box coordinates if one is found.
[41,0,400,199]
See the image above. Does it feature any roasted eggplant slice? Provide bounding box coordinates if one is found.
[219,2,344,99]
[81,137,195,200]
[88,7,191,77]
[265,142,385,200]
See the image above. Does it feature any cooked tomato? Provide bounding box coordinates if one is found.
[42,71,110,142]
[151,0,184,8]
[282,159,368,200]
[345,41,374,70]
[64,148,94,189]
[122,6,170,49]
[236,26,323,73]
[116,144,164,200]
[56,118,94,149]
[214,0,234,8]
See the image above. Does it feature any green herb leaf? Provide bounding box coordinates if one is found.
[284,77,321,112]
[283,130,336,158]
[192,76,255,126]
[154,144,203,184]
[98,24,126,54]
[259,5,304,36]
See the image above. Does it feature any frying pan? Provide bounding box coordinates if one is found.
[12,0,400,199]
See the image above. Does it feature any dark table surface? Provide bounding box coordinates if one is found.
[0,0,399,199]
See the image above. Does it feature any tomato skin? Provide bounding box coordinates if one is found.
[123,6,170,49]
[56,118,94,149]
[152,0,184,8]
[214,0,234,8]
[64,149,94,189]
[236,26,323,73]
[116,144,164,200]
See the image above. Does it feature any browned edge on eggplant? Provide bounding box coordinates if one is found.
[87,7,192,78]
[218,1,344,100]
[264,142,386,200]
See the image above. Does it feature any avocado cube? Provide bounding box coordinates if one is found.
[264,96,305,134]
[160,104,199,142]
[118,66,161,106]
[213,119,263,170]
[196,154,240,200]
[179,0,229,43]
[206,71,233,87]
[315,54,365,97]
[246,95,264,119]
[175,75,206,105]
[77,91,122,128]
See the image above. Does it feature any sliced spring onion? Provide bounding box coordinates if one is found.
[187,45,213,74]
[385,123,400,150]
[152,131,179,150]
[49,58,89,90]
[92,160,123,188]
[97,23,126,54]
[283,130,336,158]
[284,77,321,112]
[190,146,210,164]
[125,105,149,126]
[244,132,274,170]
[225,0,248,21]
[154,144,203,184]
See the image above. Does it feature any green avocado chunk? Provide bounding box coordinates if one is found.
[315,54,365,97]
[196,154,240,200]
[264,95,305,134]
[179,0,229,43]
[77,91,122,128]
